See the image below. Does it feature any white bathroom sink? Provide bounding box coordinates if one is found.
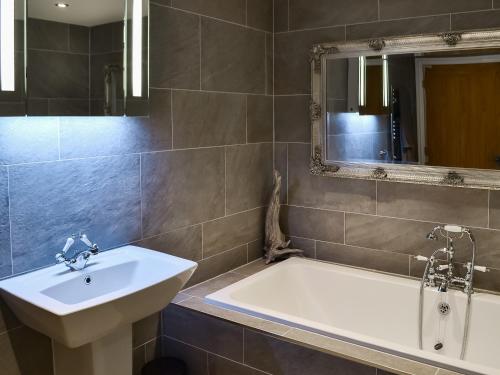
[0,245,197,348]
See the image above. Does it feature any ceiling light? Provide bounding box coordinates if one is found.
[54,3,69,8]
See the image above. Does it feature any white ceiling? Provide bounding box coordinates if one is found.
[28,0,126,27]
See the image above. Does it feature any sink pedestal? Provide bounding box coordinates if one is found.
[53,325,132,375]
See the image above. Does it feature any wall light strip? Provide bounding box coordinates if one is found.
[358,56,366,107]
[132,0,142,97]
[382,54,389,107]
[1,0,15,91]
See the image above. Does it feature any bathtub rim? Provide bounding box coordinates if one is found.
[204,257,498,375]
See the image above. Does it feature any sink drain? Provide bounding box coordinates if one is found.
[438,302,450,316]
[83,275,92,285]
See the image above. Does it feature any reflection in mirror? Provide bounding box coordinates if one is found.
[20,0,148,117]
[326,49,500,170]
[0,0,25,115]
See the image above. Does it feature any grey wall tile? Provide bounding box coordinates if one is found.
[274,0,289,32]
[247,95,273,143]
[248,239,265,261]
[162,337,208,375]
[450,228,500,269]
[266,34,273,95]
[141,148,225,236]
[316,241,410,275]
[136,225,203,261]
[208,353,267,375]
[275,27,345,95]
[244,329,374,375]
[281,205,344,243]
[0,117,59,164]
[69,25,90,54]
[91,23,114,54]
[379,0,492,19]
[496,0,500,8]
[226,144,273,214]
[188,244,247,286]
[60,115,170,159]
[48,99,89,116]
[472,267,500,293]
[452,10,500,31]
[275,95,310,142]
[345,213,438,256]
[346,15,450,40]
[28,50,89,99]
[28,19,68,51]
[289,0,377,30]
[288,236,316,258]
[150,5,200,89]
[9,155,141,273]
[0,117,59,166]
[288,144,376,213]
[133,313,161,347]
[203,208,264,257]
[377,182,489,227]
[0,167,11,278]
[172,0,246,24]
[163,304,244,360]
[247,0,273,32]
[274,143,288,204]
[201,19,266,94]
[0,326,54,375]
[172,91,246,148]
[490,191,500,230]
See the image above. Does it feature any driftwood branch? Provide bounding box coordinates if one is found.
[264,170,304,264]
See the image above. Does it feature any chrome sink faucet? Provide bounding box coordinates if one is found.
[55,232,99,271]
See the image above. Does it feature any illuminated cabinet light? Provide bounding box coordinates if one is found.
[132,0,142,97]
[1,0,15,92]
[382,55,389,107]
[358,56,366,107]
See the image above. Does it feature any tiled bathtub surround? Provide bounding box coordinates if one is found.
[0,0,273,373]
[160,261,461,375]
[274,0,500,293]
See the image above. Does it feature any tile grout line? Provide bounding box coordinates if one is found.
[285,203,496,232]
[139,153,143,239]
[199,15,202,90]
[170,89,174,149]
[488,190,491,228]
[274,8,496,35]
[7,165,14,278]
[151,2,272,34]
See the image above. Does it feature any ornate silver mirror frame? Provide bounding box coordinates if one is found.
[310,30,500,189]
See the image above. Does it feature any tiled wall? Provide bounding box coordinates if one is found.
[0,0,273,373]
[274,0,500,293]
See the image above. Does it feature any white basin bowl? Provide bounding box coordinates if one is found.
[0,245,197,348]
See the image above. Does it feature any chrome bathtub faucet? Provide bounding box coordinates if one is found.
[415,225,489,360]
[55,232,99,271]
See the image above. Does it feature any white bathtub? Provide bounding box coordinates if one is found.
[205,257,500,375]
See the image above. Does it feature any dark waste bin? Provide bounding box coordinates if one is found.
[141,357,187,375]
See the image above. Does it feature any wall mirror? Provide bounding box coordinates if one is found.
[0,0,149,117]
[311,30,500,189]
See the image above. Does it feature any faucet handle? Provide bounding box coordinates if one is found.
[463,263,490,273]
[414,255,429,262]
[80,233,93,247]
[61,237,75,255]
